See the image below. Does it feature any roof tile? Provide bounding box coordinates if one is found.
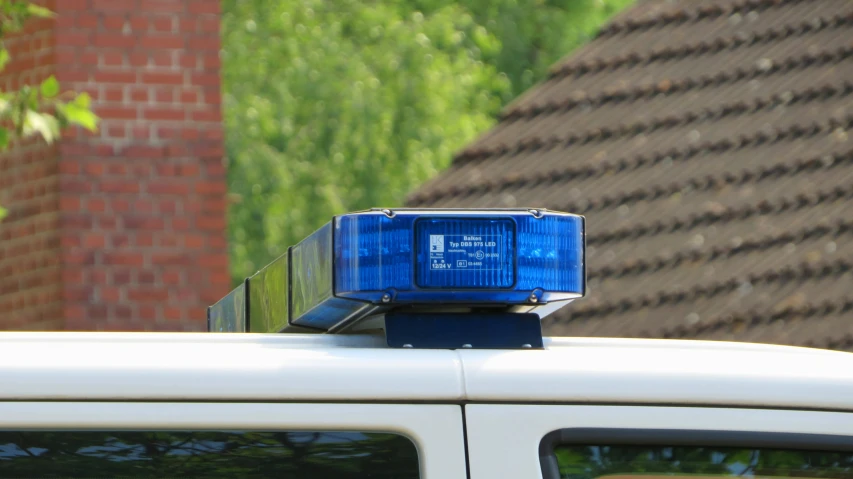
[407,0,853,351]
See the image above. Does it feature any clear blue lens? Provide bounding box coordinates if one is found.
[217,208,585,332]
[207,283,246,332]
[290,222,334,323]
[335,213,412,295]
[293,221,383,329]
[516,213,585,293]
[327,209,584,314]
[246,251,288,333]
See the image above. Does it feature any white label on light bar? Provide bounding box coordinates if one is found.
[429,235,504,271]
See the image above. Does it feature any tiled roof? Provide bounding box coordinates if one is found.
[406,0,853,351]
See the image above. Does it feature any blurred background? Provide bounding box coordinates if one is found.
[221,0,630,279]
[1,0,851,351]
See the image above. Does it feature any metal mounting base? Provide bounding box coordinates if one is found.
[383,312,544,349]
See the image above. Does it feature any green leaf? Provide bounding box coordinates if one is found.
[24,110,59,143]
[0,127,8,149]
[26,4,55,18]
[0,49,9,72]
[21,85,39,109]
[58,100,99,132]
[0,205,7,221]
[73,92,91,109]
[40,76,59,98]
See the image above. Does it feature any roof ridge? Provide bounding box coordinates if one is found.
[658,297,853,343]
[589,182,853,247]
[591,218,853,281]
[595,0,812,39]
[549,11,850,81]
[501,44,853,122]
[408,110,853,206]
[556,259,853,321]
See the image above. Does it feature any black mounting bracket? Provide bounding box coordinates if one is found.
[383,312,544,349]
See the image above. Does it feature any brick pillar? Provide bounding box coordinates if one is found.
[0,0,229,331]
[0,2,61,330]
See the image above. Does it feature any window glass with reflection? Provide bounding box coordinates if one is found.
[0,430,419,478]
[554,445,853,479]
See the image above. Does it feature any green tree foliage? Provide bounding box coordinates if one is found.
[223,0,633,281]
[0,0,99,220]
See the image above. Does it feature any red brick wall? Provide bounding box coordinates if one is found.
[0,4,61,330]
[0,138,62,330]
[0,0,229,331]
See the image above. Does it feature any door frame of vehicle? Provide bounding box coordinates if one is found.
[0,401,467,479]
[465,404,853,479]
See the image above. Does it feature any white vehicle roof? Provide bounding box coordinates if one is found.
[2,332,853,411]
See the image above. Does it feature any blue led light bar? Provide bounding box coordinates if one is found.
[246,251,289,333]
[207,282,246,332]
[208,208,585,334]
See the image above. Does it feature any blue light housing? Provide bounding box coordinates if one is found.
[207,282,246,332]
[208,208,585,333]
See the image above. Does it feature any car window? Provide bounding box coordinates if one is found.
[0,430,419,478]
[552,444,853,479]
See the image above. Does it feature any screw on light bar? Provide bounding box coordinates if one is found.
[207,208,586,347]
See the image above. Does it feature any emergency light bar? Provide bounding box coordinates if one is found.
[208,208,585,348]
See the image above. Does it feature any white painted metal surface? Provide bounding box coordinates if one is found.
[465,405,853,479]
[1,332,852,411]
[0,332,463,401]
[0,402,467,479]
[460,337,853,410]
